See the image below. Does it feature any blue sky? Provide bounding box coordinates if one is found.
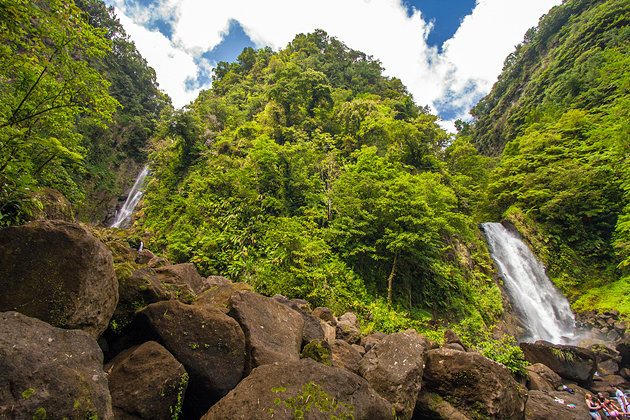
[106,0,561,130]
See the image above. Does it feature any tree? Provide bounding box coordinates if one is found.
[0,0,119,224]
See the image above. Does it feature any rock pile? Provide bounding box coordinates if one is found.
[0,220,628,419]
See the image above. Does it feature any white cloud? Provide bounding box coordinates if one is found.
[115,8,204,107]
[111,0,562,124]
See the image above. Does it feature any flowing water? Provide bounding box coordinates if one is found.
[482,222,579,344]
[110,165,149,228]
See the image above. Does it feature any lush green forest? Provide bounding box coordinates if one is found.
[137,31,503,336]
[1,0,628,341]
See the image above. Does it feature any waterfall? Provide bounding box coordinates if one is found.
[110,165,149,229]
[482,222,578,344]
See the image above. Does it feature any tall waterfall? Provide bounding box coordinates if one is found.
[110,165,149,229]
[482,222,578,344]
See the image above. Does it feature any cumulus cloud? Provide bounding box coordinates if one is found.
[109,0,562,125]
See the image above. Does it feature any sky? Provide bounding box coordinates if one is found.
[105,0,562,131]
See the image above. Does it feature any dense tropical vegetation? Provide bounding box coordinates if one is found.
[1,0,628,342]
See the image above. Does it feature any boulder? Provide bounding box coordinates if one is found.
[414,391,470,420]
[109,266,171,333]
[524,390,589,420]
[153,263,208,299]
[193,281,252,311]
[520,341,597,385]
[228,290,304,372]
[598,359,620,376]
[0,220,118,338]
[135,249,156,265]
[31,187,75,222]
[134,300,246,418]
[444,329,468,351]
[357,329,426,420]
[353,344,366,357]
[336,312,361,344]
[312,307,337,325]
[422,348,527,419]
[206,275,232,286]
[0,312,113,419]
[528,363,563,388]
[331,339,362,372]
[362,331,387,352]
[106,341,188,420]
[201,359,395,420]
[273,295,325,347]
[301,339,333,366]
[321,320,336,343]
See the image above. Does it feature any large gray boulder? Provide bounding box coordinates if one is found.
[106,341,188,420]
[520,341,597,385]
[201,359,395,420]
[228,290,304,372]
[525,363,563,392]
[0,311,113,419]
[357,329,426,420]
[153,263,208,300]
[331,339,362,373]
[423,348,527,419]
[0,220,118,338]
[134,300,246,418]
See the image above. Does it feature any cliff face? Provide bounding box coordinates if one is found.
[470,0,629,156]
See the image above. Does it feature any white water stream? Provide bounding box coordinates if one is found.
[110,165,149,228]
[482,222,578,344]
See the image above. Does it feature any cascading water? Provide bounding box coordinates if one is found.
[482,222,578,344]
[109,165,149,229]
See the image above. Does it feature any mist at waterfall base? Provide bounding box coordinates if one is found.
[109,166,149,229]
[482,222,586,345]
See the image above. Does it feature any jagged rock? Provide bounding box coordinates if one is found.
[525,363,562,391]
[414,391,470,420]
[134,300,246,418]
[0,220,118,338]
[520,341,597,385]
[135,249,156,265]
[301,339,333,365]
[423,348,527,419]
[106,341,188,420]
[444,329,468,351]
[201,359,395,420]
[273,295,325,347]
[312,306,337,325]
[336,312,361,344]
[193,281,252,311]
[362,331,387,352]
[357,329,426,420]
[0,312,113,419]
[589,374,628,394]
[228,290,304,372]
[524,390,589,419]
[331,339,362,373]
